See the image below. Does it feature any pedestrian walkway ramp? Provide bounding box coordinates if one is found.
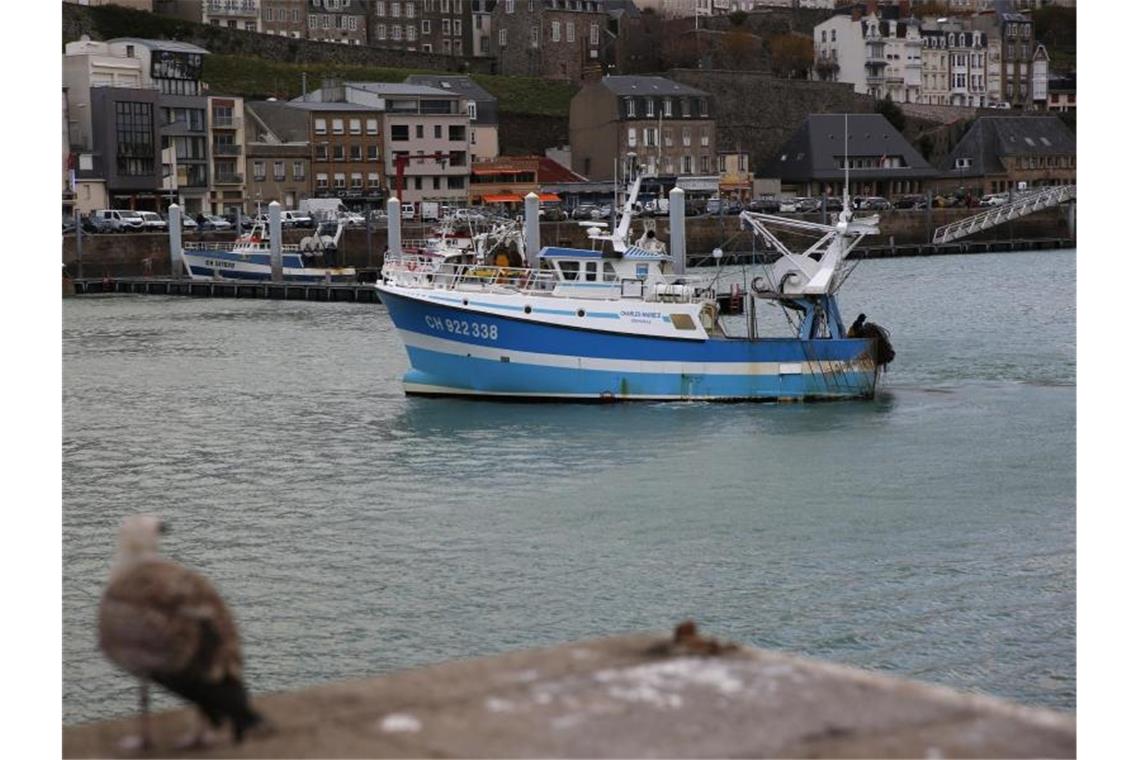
[932,184,1076,245]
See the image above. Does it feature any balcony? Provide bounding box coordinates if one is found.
[213,173,244,185]
[206,1,258,16]
[212,116,242,129]
[213,143,241,156]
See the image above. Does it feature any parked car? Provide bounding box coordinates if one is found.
[892,194,928,210]
[822,197,843,212]
[571,204,599,220]
[778,198,800,213]
[182,215,199,230]
[540,204,567,222]
[705,197,723,215]
[796,197,822,213]
[136,211,167,232]
[63,214,76,235]
[91,209,145,233]
[226,211,254,230]
[282,210,314,228]
[401,203,416,221]
[861,196,892,211]
[748,196,780,213]
[199,214,233,231]
[339,211,367,226]
[979,193,1009,207]
[591,204,613,220]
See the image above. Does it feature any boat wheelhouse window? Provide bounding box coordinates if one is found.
[584,262,597,281]
[670,313,697,331]
[603,262,617,280]
[557,260,580,280]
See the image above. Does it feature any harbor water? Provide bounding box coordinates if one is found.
[63,249,1076,724]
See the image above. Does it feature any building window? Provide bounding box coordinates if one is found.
[645,98,654,117]
[334,173,346,189]
[682,127,691,147]
[530,26,538,48]
[368,145,379,160]
[391,124,409,141]
[368,172,380,188]
[449,125,465,141]
[253,160,266,181]
[644,127,657,147]
[682,155,692,175]
[114,101,154,177]
[393,25,402,40]
[366,118,378,135]
[506,0,514,12]
[293,161,305,180]
[316,172,329,189]
[315,118,327,135]
[626,98,635,118]
[663,98,672,117]
[376,24,386,39]
[350,145,362,161]
[443,18,451,35]
[422,19,430,34]
[351,172,363,188]
[499,29,507,46]
[273,161,286,181]
[628,127,636,147]
[315,144,328,160]
[718,155,726,173]
[663,128,673,147]
[567,22,575,43]
[552,21,560,42]
[333,145,345,161]
[590,23,598,46]
[349,118,361,134]
[408,25,416,41]
[332,118,344,135]
[700,155,710,174]
[377,1,385,16]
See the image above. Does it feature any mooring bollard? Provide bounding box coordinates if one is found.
[524,192,540,268]
[168,204,182,279]
[386,197,401,262]
[670,187,686,274]
[269,201,283,283]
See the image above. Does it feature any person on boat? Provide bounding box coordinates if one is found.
[847,313,867,338]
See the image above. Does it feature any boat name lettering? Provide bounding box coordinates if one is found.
[425,315,499,341]
[204,259,236,269]
[620,310,661,319]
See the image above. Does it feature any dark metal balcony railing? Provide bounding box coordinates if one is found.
[214,173,244,185]
[213,143,242,156]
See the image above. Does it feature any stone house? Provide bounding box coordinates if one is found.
[569,75,716,181]
[244,100,313,211]
[758,113,940,198]
[490,0,609,81]
[938,115,1075,196]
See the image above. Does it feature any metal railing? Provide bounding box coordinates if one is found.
[382,255,717,304]
[212,143,242,156]
[932,184,1076,244]
[184,241,302,252]
[213,172,244,185]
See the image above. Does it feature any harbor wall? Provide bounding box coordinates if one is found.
[62,206,1075,278]
[62,630,1074,759]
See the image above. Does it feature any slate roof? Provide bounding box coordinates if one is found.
[404,75,499,125]
[109,38,210,55]
[245,101,310,143]
[942,116,1076,176]
[599,76,708,98]
[759,114,940,182]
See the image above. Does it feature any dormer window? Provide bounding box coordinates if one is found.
[626,97,635,118]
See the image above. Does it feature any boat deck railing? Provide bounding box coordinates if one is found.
[382,255,717,304]
[184,241,303,253]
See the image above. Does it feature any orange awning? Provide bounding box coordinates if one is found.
[482,194,523,203]
[539,193,561,202]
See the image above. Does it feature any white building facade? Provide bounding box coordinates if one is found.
[814,9,921,103]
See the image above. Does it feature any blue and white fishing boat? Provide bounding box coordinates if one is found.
[376,171,893,402]
[180,220,355,282]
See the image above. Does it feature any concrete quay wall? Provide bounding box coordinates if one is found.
[62,206,1075,279]
[62,630,1074,759]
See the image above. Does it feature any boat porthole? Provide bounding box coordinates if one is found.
[577,309,585,317]
[524,305,532,314]
[462,299,469,306]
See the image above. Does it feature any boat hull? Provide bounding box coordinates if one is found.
[378,286,879,402]
[180,249,355,283]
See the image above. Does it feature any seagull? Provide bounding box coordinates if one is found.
[98,515,264,750]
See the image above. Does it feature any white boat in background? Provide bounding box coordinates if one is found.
[180,220,356,282]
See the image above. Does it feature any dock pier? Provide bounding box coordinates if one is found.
[62,629,1074,759]
[72,277,382,303]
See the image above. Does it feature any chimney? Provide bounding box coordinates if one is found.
[867,0,878,17]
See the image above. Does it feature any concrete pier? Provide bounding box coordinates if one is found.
[63,629,1074,759]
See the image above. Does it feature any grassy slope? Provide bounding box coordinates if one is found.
[203,55,577,117]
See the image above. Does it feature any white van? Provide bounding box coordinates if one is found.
[136,211,167,232]
[402,203,416,220]
[91,209,145,233]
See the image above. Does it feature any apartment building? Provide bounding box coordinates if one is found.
[471,0,495,57]
[291,81,472,207]
[919,24,988,107]
[207,96,248,215]
[421,0,472,56]
[491,0,609,82]
[569,75,716,180]
[89,86,165,210]
[204,0,263,30]
[814,3,922,103]
[404,74,500,161]
[308,0,369,44]
[261,0,307,36]
[973,3,1034,108]
[245,100,312,210]
[370,0,419,51]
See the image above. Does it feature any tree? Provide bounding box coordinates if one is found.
[875,96,907,133]
[728,10,748,27]
[769,33,814,79]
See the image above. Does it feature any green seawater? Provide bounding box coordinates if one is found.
[63,250,1075,723]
